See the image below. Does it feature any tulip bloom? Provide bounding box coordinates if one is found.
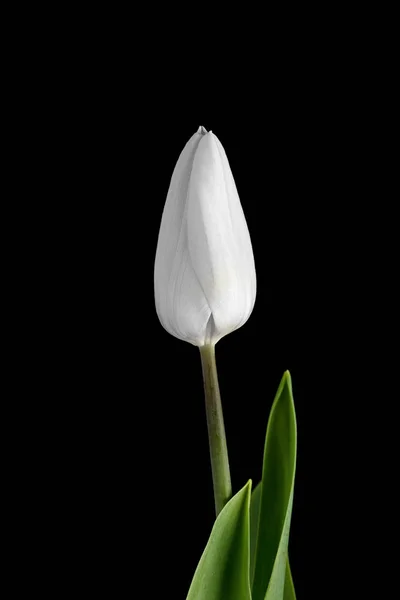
[154,126,256,347]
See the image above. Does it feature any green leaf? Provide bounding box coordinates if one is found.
[283,559,296,600]
[251,371,297,600]
[186,480,252,600]
[251,484,296,600]
[250,480,262,584]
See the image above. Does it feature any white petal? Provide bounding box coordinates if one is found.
[213,133,256,326]
[187,132,256,342]
[167,238,211,345]
[154,128,211,345]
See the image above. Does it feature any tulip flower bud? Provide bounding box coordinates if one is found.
[154,126,256,346]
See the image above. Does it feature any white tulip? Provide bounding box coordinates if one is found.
[154,126,256,347]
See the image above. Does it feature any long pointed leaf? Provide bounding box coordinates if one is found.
[186,480,252,600]
[251,483,296,600]
[250,480,262,583]
[251,371,297,600]
[283,558,296,600]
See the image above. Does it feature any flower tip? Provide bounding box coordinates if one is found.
[197,125,208,135]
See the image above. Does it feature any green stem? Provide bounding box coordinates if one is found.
[199,343,232,516]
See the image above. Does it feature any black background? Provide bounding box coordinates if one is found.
[46,115,365,598]
[16,13,394,597]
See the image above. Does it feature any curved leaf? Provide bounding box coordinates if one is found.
[186,480,252,600]
[283,558,296,600]
[251,483,296,600]
[251,371,297,600]
[250,480,262,583]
